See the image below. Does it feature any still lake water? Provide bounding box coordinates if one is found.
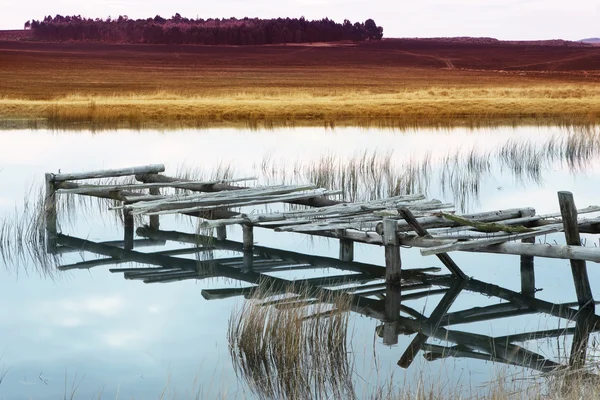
[1,125,600,399]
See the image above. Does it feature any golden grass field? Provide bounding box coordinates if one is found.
[1,38,600,128]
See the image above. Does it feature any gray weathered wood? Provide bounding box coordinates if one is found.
[420,225,559,256]
[397,280,465,368]
[216,225,227,240]
[338,229,354,262]
[137,172,343,208]
[520,237,535,296]
[123,206,134,251]
[149,187,160,229]
[52,164,165,182]
[242,224,254,272]
[383,218,401,283]
[399,207,467,279]
[44,172,57,253]
[558,191,594,309]
[383,282,401,345]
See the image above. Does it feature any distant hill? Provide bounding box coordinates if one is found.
[579,38,600,44]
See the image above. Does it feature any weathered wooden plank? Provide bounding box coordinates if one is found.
[420,225,559,257]
[558,191,594,309]
[56,180,258,195]
[51,164,165,182]
[137,172,343,208]
[393,208,537,233]
[144,189,340,216]
[125,184,318,210]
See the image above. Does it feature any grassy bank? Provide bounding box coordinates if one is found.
[1,40,600,128]
[2,86,600,128]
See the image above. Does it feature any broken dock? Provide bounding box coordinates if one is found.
[42,163,600,370]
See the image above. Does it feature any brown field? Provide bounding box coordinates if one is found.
[1,37,600,128]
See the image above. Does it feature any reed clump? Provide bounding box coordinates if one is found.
[228,281,355,400]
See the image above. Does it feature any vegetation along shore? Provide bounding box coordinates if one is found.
[1,16,600,128]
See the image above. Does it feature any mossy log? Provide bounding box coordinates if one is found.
[437,212,534,233]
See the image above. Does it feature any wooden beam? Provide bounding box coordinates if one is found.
[51,164,165,182]
[558,191,594,309]
[136,172,343,208]
[399,207,467,279]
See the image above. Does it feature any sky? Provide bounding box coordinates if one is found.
[0,0,598,41]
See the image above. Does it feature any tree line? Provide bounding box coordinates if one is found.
[25,14,384,45]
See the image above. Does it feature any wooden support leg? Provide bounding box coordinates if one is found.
[382,218,401,345]
[569,306,595,370]
[44,173,57,253]
[242,224,254,272]
[520,237,536,296]
[149,187,160,229]
[216,226,227,240]
[383,218,401,283]
[123,205,134,251]
[558,191,594,309]
[383,283,401,345]
[338,229,354,262]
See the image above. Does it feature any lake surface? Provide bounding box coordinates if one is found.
[1,125,600,399]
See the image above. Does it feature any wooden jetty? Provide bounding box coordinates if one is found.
[42,163,600,373]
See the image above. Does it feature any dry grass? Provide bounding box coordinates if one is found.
[1,40,600,128]
[228,280,355,400]
[1,87,600,129]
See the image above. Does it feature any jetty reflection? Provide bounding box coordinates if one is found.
[54,227,600,378]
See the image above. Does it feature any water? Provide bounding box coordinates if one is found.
[1,125,600,399]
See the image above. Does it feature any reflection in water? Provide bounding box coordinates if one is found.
[228,282,354,400]
[30,224,600,398]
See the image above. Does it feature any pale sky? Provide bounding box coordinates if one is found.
[1,0,598,40]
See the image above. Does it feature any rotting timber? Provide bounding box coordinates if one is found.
[42,163,600,374]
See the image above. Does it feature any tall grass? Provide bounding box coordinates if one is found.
[228,281,355,400]
[0,186,57,278]
[258,127,600,211]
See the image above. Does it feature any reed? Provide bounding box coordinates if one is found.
[228,280,355,399]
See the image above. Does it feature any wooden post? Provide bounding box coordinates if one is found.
[569,306,595,370]
[216,226,227,240]
[44,173,57,253]
[338,229,354,262]
[123,205,134,251]
[149,187,160,229]
[520,237,535,296]
[382,218,401,345]
[242,224,254,272]
[558,191,594,309]
[383,218,401,283]
[383,283,401,345]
